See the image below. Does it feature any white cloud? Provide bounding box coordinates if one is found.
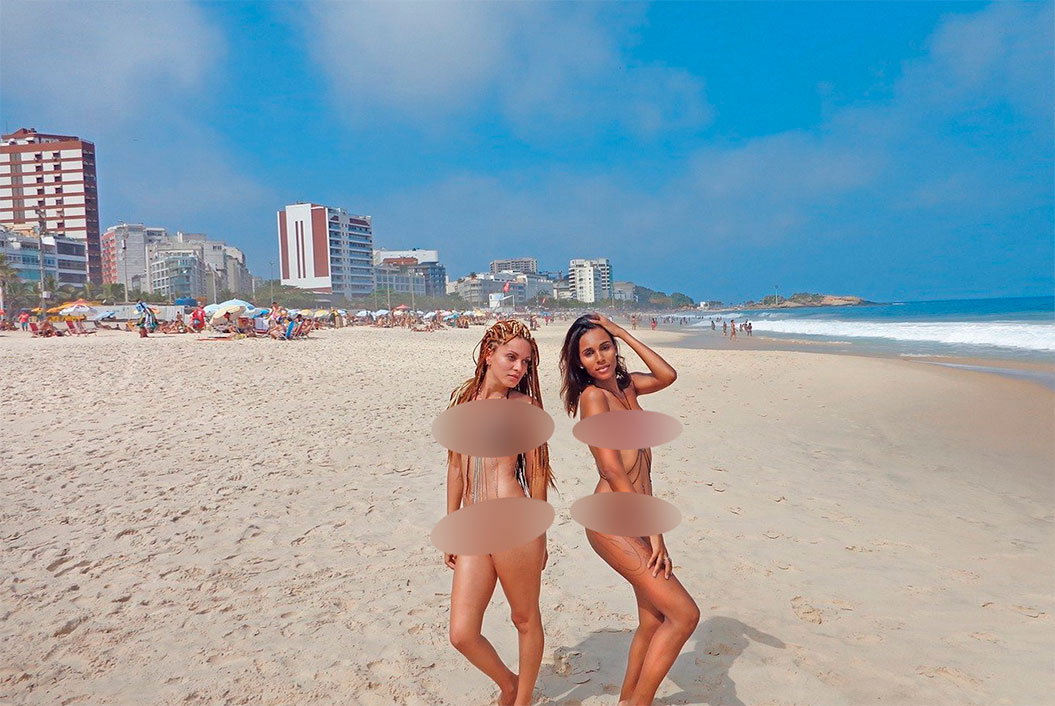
[359,2,1051,296]
[0,0,224,126]
[300,2,712,136]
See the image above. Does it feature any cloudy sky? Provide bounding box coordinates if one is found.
[2,1,1051,303]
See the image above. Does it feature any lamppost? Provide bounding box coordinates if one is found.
[122,235,130,303]
[36,217,47,318]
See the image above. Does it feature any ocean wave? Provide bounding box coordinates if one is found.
[746,320,1055,352]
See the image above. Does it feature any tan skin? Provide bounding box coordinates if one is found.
[445,336,549,706]
[576,314,700,706]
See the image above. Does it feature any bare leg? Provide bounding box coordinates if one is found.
[619,585,664,701]
[492,534,546,705]
[587,530,700,706]
[450,554,518,704]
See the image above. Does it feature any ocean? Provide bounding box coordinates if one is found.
[687,295,1055,365]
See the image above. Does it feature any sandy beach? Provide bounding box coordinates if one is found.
[1,324,1052,705]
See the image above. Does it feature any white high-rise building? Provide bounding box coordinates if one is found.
[569,257,612,303]
[277,203,374,298]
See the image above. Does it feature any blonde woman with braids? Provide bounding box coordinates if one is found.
[446,319,556,706]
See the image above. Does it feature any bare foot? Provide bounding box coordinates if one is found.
[497,672,518,705]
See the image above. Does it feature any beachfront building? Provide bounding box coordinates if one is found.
[277,203,374,299]
[175,232,253,296]
[490,257,538,275]
[373,249,447,297]
[569,258,612,303]
[102,225,253,299]
[0,128,102,284]
[613,281,637,303]
[149,243,209,300]
[0,225,89,287]
[373,248,439,266]
[101,223,169,293]
[453,271,555,306]
[374,259,427,297]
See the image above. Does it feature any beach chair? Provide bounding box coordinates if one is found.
[28,322,43,337]
[75,320,97,335]
[64,320,82,336]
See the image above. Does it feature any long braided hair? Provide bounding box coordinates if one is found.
[448,319,555,499]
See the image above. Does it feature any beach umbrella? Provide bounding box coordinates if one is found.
[374,309,390,316]
[298,308,314,316]
[336,309,347,315]
[210,304,245,323]
[60,304,96,316]
[423,312,436,319]
[251,308,271,318]
[218,298,253,310]
[314,309,329,318]
[203,303,220,316]
[92,310,117,321]
[394,304,410,311]
[356,310,369,317]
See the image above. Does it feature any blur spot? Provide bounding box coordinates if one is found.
[433,398,554,457]
[573,409,681,450]
[570,492,681,536]
[432,497,554,555]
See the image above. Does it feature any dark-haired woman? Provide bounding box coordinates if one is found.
[559,313,699,706]
[446,319,557,705]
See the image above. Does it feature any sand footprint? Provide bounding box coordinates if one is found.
[791,596,823,624]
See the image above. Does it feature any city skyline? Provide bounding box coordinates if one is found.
[2,1,1051,304]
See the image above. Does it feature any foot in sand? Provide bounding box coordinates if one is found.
[497,671,517,705]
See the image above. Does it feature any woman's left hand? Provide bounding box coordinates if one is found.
[647,535,672,579]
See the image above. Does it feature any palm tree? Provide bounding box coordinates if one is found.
[0,254,18,319]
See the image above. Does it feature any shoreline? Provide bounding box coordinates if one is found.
[655,326,1055,389]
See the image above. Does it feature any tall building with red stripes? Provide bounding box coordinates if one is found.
[0,128,102,284]
[276,203,374,298]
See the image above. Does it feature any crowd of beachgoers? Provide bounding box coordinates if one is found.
[0,297,585,340]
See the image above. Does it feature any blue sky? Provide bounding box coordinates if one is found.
[2,1,1051,303]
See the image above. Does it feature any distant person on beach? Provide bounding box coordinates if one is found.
[560,313,699,705]
[711,319,716,331]
[650,317,657,331]
[18,311,30,331]
[722,320,727,335]
[190,305,205,332]
[747,322,752,336]
[445,319,556,706]
[730,320,736,339]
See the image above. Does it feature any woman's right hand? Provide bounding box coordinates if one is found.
[444,553,457,569]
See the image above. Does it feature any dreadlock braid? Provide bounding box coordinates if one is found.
[448,319,555,499]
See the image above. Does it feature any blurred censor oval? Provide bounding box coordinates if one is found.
[572,410,682,450]
[570,493,681,537]
[432,399,555,457]
[431,497,555,555]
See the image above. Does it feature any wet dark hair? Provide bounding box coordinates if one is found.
[559,314,631,416]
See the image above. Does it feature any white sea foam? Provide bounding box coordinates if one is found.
[746,319,1055,352]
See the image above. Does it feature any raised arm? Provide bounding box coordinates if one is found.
[580,387,637,493]
[589,313,676,396]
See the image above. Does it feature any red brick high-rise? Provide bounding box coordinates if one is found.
[0,128,102,284]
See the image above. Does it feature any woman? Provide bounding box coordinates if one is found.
[446,319,556,705]
[560,313,699,706]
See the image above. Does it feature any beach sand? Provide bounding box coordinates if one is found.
[1,324,1052,705]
